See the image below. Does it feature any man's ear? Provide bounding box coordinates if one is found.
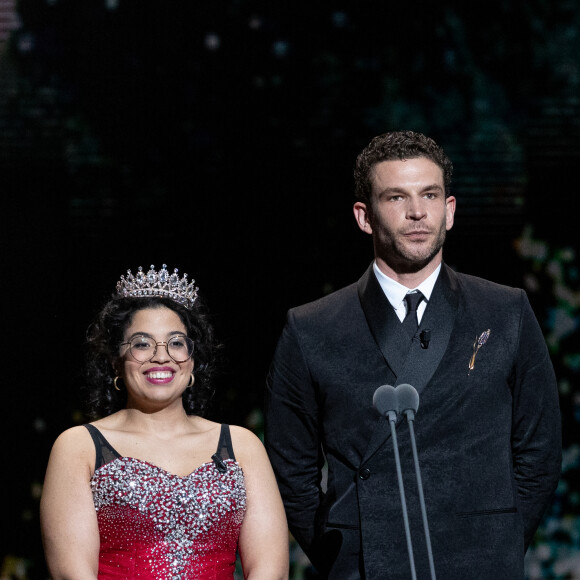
[445,195,456,231]
[353,202,373,235]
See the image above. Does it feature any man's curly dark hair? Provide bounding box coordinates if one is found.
[82,295,219,419]
[354,130,453,205]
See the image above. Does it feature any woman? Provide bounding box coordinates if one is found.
[40,264,289,579]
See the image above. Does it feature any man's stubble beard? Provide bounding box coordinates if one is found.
[373,219,448,275]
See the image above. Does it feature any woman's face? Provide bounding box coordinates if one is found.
[118,306,194,411]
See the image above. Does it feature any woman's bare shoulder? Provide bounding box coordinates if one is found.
[228,424,262,444]
[47,425,95,475]
[52,424,93,448]
[228,424,267,464]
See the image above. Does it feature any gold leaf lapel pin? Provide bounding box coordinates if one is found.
[468,329,491,375]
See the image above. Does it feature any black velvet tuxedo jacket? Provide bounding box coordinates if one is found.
[265,263,561,580]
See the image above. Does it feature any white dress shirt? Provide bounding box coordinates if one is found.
[372,262,441,324]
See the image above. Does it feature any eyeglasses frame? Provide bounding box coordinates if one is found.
[120,334,195,364]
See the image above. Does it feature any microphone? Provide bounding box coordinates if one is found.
[373,385,417,580]
[372,384,398,421]
[396,382,420,420]
[395,384,436,580]
[420,329,431,349]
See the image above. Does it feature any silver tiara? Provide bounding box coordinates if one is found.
[115,264,198,309]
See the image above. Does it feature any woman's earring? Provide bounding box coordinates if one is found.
[113,376,123,391]
[187,373,195,388]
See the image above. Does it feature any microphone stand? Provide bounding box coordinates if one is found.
[387,409,417,580]
[404,409,436,580]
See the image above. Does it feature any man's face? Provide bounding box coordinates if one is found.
[354,157,456,276]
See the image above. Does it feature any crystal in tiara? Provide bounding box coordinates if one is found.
[115,264,198,309]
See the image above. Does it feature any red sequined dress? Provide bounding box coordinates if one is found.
[85,423,246,579]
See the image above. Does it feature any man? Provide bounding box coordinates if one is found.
[264,131,561,579]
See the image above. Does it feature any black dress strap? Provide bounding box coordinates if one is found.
[211,424,235,473]
[84,424,121,471]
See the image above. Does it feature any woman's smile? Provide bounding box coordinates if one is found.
[144,366,176,384]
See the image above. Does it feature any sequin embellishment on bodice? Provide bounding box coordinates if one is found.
[90,457,246,579]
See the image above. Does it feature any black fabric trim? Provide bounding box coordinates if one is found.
[212,424,235,473]
[216,423,236,460]
[84,424,121,471]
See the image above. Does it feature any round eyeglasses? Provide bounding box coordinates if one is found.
[120,335,195,363]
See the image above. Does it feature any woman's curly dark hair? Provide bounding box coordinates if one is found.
[82,294,219,419]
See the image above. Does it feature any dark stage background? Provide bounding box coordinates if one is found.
[1,1,579,578]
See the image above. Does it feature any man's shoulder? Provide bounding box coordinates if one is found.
[448,266,524,304]
[287,280,362,327]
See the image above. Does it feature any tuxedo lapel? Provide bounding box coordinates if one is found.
[395,264,459,394]
[361,263,460,464]
[357,264,407,377]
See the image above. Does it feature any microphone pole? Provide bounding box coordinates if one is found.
[373,385,417,580]
[396,384,436,580]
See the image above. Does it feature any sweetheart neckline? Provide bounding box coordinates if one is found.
[92,456,241,479]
